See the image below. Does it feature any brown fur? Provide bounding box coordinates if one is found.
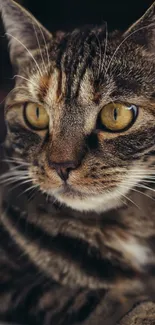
[1,0,155,324]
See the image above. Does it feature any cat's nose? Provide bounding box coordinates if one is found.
[49,161,78,182]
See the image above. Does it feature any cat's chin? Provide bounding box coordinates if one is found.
[49,188,123,213]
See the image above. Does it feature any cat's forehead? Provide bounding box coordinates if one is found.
[38,33,155,103]
[7,28,155,111]
[38,68,114,107]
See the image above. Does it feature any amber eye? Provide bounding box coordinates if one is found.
[99,102,138,132]
[23,103,49,130]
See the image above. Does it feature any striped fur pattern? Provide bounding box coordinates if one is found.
[1,0,155,324]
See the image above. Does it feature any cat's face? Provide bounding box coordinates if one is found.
[2,0,155,212]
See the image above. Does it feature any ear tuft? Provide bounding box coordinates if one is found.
[0,0,52,66]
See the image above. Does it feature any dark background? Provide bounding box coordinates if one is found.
[27,0,153,32]
[0,0,154,142]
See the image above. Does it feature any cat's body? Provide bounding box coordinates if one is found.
[0,161,155,325]
[1,0,155,324]
[0,172,151,325]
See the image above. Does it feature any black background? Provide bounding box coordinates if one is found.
[1,0,154,89]
[26,0,153,32]
[1,0,154,88]
[0,0,154,141]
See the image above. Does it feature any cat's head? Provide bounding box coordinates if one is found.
[1,0,155,212]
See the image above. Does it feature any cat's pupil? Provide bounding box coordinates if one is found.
[36,107,40,119]
[113,108,118,121]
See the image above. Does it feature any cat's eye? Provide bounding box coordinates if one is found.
[99,103,138,132]
[23,103,49,130]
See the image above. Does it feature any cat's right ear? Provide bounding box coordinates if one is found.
[123,2,155,52]
[0,0,52,67]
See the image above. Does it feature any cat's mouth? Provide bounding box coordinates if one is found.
[43,181,123,213]
[55,183,84,198]
[45,181,96,204]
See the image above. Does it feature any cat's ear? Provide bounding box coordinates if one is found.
[124,2,155,51]
[0,0,52,66]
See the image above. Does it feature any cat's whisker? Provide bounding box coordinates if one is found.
[32,23,48,75]
[129,172,155,176]
[2,165,29,174]
[129,177,155,180]
[3,157,30,164]
[0,170,30,183]
[102,21,108,74]
[4,164,29,171]
[131,172,155,174]
[3,170,29,176]
[9,167,28,173]
[0,168,29,176]
[105,24,154,76]
[132,177,155,180]
[92,31,102,79]
[3,159,30,167]
[142,180,155,184]
[116,189,141,210]
[3,158,28,164]
[127,178,155,183]
[108,187,127,207]
[28,186,38,202]
[0,176,30,186]
[12,75,39,90]
[45,192,49,203]
[8,178,33,193]
[5,32,43,76]
[35,23,50,69]
[131,169,155,172]
[119,184,155,202]
[0,172,29,181]
[0,86,28,106]
[136,181,155,189]
[119,197,128,207]
[125,182,155,195]
[17,184,38,198]
[124,180,154,187]
[0,173,22,181]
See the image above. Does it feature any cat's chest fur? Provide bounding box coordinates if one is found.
[0,180,155,325]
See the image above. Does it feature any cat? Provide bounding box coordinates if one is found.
[1,0,155,324]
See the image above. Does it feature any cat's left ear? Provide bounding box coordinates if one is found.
[0,0,52,66]
[124,2,155,52]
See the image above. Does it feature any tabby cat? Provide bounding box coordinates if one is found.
[1,0,155,324]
